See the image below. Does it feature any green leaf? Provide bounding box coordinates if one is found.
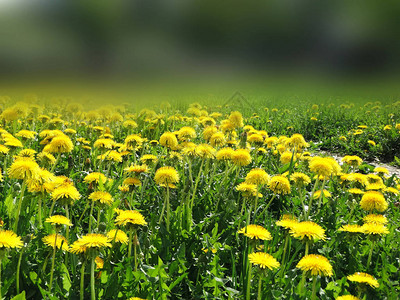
[5,193,15,219]
[61,263,71,292]
[11,291,26,300]
[169,273,188,291]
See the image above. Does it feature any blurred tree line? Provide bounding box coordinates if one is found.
[0,0,400,78]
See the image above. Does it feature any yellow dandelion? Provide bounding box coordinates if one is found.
[154,166,179,186]
[69,233,112,254]
[360,191,388,212]
[83,172,108,184]
[45,215,73,227]
[309,157,333,177]
[95,256,104,269]
[47,135,74,153]
[159,132,178,149]
[313,189,331,199]
[269,175,291,194]
[342,155,363,167]
[296,254,333,276]
[363,214,387,225]
[231,149,252,166]
[124,164,149,175]
[238,225,272,240]
[7,159,40,180]
[276,215,298,230]
[290,221,326,242]
[235,182,258,197]
[290,172,311,187]
[89,191,113,206]
[336,296,360,300]
[106,229,129,244]
[115,209,147,227]
[216,147,234,161]
[229,111,244,128]
[123,177,142,186]
[245,168,270,185]
[347,272,379,288]
[338,224,363,233]
[42,234,69,251]
[248,252,280,270]
[361,223,389,236]
[51,184,81,203]
[0,230,23,249]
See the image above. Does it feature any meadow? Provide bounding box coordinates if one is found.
[0,93,399,299]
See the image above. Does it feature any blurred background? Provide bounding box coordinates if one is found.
[0,0,400,100]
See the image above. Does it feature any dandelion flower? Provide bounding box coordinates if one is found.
[238,225,272,240]
[374,167,389,175]
[296,254,333,276]
[84,172,108,184]
[95,256,104,269]
[248,252,280,270]
[89,191,113,206]
[159,132,178,149]
[0,230,23,249]
[290,221,326,242]
[124,164,149,175]
[45,215,73,227]
[361,223,389,236]
[347,272,379,288]
[216,147,234,161]
[290,172,311,187]
[42,234,69,251]
[47,135,74,153]
[269,175,291,194]
[114,209,147,227]
[235,182,258,197]
[69,233,112,254]
[336,296,360,300]
[195,144,216,159]
[154,166,179,186]
[363,214,388,225]
[231,149,252,166]
[313,189,331,199]
[342,155,363,167]
[245,168,270,185]
[360,191,388,212]
[7,159,40,180]
[51,184,81,203]
[229,111,244,128]
[338,224,363,233]
[106,229,129,244]
[309,157,333,177]
[276,215,298,230]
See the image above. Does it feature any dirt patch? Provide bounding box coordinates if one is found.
[320,152,400,177]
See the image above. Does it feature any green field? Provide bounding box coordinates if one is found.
[0,84,399,299]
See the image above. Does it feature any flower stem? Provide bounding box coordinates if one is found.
[49,233,58,293]
[166,186,170,232]
[306,177,320,219]
[13,179,27,233]
[311,276,317,300]
[366,240,375,270]
[317,178,326,209]
[133,228,138,271]
[128,227,133,258]
[280,234,289,278]
[257,273,263,300]
[38,192,44,228]
[88,200,95,233]
[91,257,95,300]
[16,246,24,294]
[80,261,85,300]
